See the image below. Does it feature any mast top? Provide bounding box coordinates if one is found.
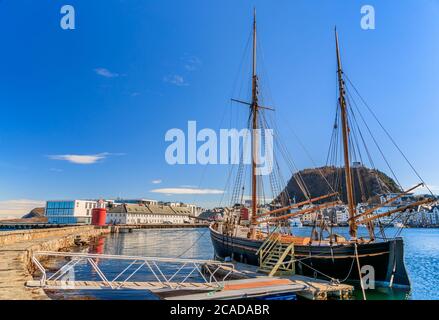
[249,7,259,239]
[252,8,257,80]
[334,28,358,239]
[335,27,342,73]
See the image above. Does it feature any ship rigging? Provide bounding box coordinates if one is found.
[209,10,434,289]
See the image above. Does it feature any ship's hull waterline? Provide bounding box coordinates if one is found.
[209,225,410,288]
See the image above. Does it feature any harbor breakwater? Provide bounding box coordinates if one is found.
[0,226,110,300]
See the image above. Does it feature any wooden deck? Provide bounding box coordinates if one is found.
[27,264,353,300]
[26,277,307,300]
[203,262,354,300]
[26,280,218,291]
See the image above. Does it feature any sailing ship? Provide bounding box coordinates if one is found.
[209,10,434,289]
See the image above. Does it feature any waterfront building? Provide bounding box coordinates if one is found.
[301,211,318,224]
[106,203,190,225]
[115,199,159,206]
[164,202,203,216]
[323,205,349,225]
[45,200,106,224]
[406,205,439,226]
[379,193,416,206]
[375,205,398,214]
[352,161,362,168]
[198,208,224,221]
[335,208,349,224]
[244,200,252,208]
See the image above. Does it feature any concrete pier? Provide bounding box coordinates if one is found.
[0,226,110,300]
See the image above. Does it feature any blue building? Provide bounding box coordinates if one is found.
[45,200,104,224]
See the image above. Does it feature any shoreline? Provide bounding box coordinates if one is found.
[0,226,110,300]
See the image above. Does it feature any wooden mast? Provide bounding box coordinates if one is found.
[335,28,357,239]
[250,8,259,239]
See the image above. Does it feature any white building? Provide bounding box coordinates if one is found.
[106,203,190,225]
[117,199,159,206]
[45,200,106,224]
[380,193,415,206]
[408,206,439,226]
[164,202,203,216]
[335,208,349,224]
[301,205,318,223]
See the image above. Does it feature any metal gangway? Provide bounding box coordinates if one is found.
[27,251,235,292]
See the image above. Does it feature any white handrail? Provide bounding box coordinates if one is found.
[30,251,235,291]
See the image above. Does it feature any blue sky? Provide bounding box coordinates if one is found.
[1,0,439,217]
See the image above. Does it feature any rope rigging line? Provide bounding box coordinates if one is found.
[344,83,404,191]
[176,228,210,258]
[274,108,341,203]
[203,26,256,209]
[256,33,335,205]
[346,100,388,196]
[259,110,293,205]
[343,73,433,196]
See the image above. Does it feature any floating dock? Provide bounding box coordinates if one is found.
[203,262,354,300]
[26,277,307,300]
[25,251,333,300]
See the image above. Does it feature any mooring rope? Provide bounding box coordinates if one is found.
[354,243,367,300]
[176,228,210,258]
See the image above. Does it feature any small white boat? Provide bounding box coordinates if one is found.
[394,222,406,228]
[289,218,303,228]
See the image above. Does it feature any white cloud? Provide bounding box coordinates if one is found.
[163,74,188,86]
[183,56,202,71]
[240,195,274,202]
[151,188,224,195]
[0,199,45,219]
[94,68,119,78]
[151,179,162,184]
[415,184,439,195]
[48,152,120,165]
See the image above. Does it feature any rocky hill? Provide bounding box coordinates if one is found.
[21,207,45,219]
[284,166,401,205]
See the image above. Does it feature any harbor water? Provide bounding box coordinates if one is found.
[44,227,439,300]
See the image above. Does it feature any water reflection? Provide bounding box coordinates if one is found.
[46,228,212,300]
[45,227,439,300]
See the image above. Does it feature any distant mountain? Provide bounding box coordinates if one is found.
[21,207,45,219]
[284,166,402,205]
[0,207,47,223]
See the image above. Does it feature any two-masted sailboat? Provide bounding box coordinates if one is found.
[209,11,434,288]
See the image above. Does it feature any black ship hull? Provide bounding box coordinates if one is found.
[210,225,410,288]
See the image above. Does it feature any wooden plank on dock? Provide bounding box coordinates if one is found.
[164,277,307,300]
[223,278,293,291]
[203,262,354,300]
